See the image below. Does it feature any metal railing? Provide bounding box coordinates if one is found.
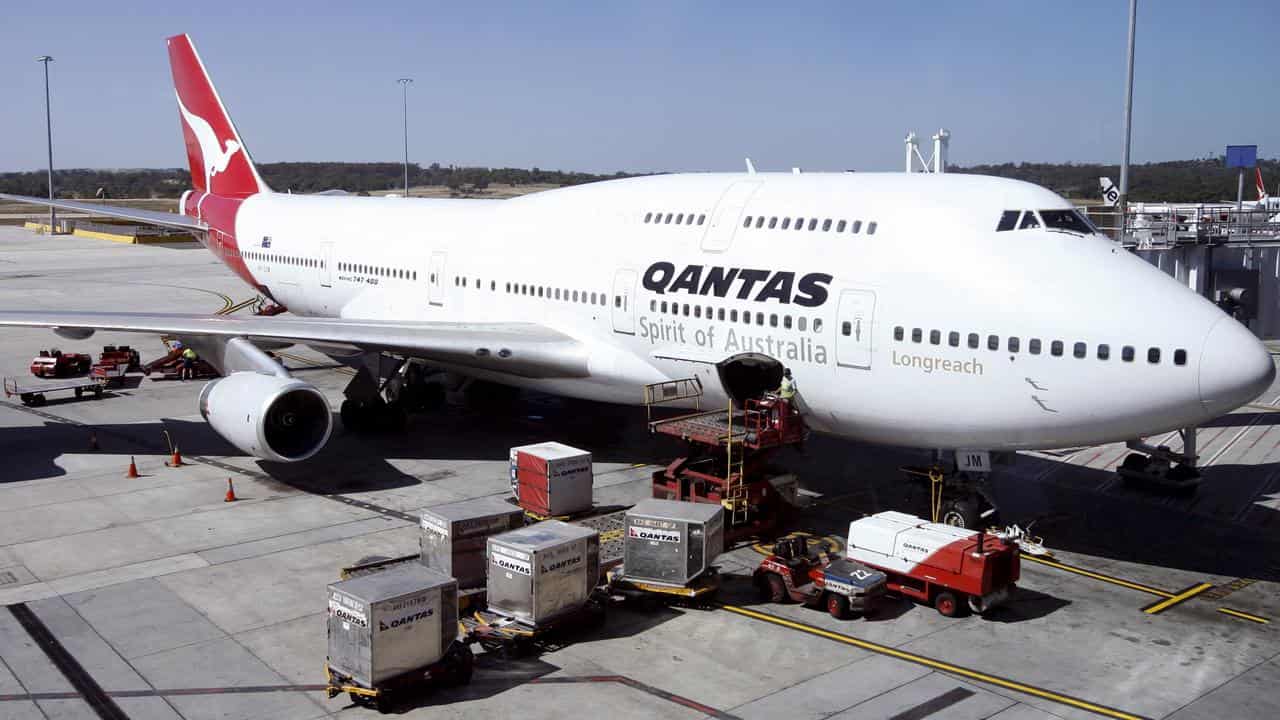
[1083,206,1280,249]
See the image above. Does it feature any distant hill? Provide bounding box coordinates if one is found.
[1,159,1276,203]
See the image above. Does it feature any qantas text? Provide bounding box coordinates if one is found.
[643,263,832,307]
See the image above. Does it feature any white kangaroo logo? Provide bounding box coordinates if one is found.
[176,91,241,192]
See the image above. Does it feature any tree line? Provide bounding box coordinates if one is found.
[1,158,1276,202]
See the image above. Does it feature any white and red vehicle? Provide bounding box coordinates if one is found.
[29,349,92,378]
[846,511,1019,617]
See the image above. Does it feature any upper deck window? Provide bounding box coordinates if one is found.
[1040,209,1094,235]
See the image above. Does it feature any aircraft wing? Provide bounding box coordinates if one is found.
[0,311,588,379]
[0,193,208,232]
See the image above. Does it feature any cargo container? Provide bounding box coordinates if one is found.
[419,497,525,589]
[509,442,593,516]
[622,499,724,587]
[486,520,600,627]
[325,564,470,709]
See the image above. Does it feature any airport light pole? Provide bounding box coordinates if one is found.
[398,78,413,195]
[1117,0,1137,240]
[37,55,56,232]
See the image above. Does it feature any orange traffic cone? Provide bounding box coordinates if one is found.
[89,431,99,451]
[126,456,139,479]
[224,479,238,502]
[165,446,184,468]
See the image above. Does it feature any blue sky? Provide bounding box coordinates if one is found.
[1,1,1276,174]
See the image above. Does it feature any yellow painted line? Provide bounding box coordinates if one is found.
[1244,402,1280,413]
[1021,554,1172,598]
[219,297,257,315]
[718,604,1148,720]
[1216,607,1270,624]
[1142,583,1214,615]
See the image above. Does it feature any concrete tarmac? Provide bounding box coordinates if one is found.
[0,225,1277,720]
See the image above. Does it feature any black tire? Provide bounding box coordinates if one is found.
[20,394,34,406]
[940,498,980,529]
[1119,453,1149,472]
[93,386,104,398]
[449,644,475,686]
[826,593,851,620]
[75,387,84,399]
[31,394,46,407]
[764,573,788,603]
[935,591,961,618]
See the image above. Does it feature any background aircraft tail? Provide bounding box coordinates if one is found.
[1099,177,1120,207]
[167,34,268,198]
[1258,168,1269,201]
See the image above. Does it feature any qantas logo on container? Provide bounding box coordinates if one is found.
[493,554,532,576]
[628,526,681,543]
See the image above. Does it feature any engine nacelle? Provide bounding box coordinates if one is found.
[199,372,332,462]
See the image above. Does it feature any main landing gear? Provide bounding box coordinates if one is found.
[339,356,445,433]
[902,457,1000,530]
[1117,428,1201,493]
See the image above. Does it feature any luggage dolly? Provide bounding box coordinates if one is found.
[461,593,608,659]
[324,640,474,713]
[606,566,721,610]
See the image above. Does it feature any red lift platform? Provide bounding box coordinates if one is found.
[646,379,807,544]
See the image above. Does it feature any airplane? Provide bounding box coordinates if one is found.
[1236,168,1280,215]
[0,35,1273,506]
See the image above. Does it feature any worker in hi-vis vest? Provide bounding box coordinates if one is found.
[777,368,797,400]
[181,346,198,380]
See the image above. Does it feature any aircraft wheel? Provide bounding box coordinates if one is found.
[940,498,980,529]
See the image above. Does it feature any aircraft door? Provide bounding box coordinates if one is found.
[428,252,446,307]
[835,289,876,369]
[700,180,762,253]
[319,242,333,288]
[611,269,638,335]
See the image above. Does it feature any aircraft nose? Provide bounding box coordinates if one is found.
[1199,316,1275,417]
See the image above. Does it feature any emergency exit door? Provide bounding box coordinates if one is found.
[611,269,638,334]
[701,180,762,253]
[835,289,876,369]
[428,252,446,307]
[319,242,333,287]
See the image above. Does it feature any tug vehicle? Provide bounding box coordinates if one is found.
[846,511,1019,617]
[754,536,887,619]
[29,349,92,378]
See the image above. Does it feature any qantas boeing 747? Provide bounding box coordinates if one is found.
[1,35,1273,480]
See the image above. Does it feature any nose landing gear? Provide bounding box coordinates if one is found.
[1118,428,1201,493]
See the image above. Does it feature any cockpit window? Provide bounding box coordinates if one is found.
[996,211,1020,232]
[1040,209,1094,234]
[1018,211,1041,230]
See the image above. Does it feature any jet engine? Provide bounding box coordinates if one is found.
[199,372,332,462]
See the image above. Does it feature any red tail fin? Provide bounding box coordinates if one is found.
[167,34,267,198]
[1258,168,1268,201]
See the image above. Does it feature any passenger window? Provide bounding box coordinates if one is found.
[837,220,847,232]
[590,292,597,303]
[808,218,818,231]
[1008,337,1020,352]
[1051,341,1063,356]
[742,311,751,325]
[697,214,706,225]
[1029,338,1041,354]
[911,328,923,343]
[718,308,725,321]
[664,213,673,224]
[781,218,791,230]
[851,221,862,234]
[770,314,778,328]
[822,219,832,231]
[756,312,765,325]
[661,301,668,313]
[682,304,689,316]
[1073,342,1086,359]
[650,300,656,311]
[798,317,807,331]
[644,212,652,223]
[1122,346,1134,362]
[730,309,738,322]
[1018,211,1040,230]
[842,322,852,337]
[968,333,979,349]
[694,306,701,318]
[996,211,1019,232]
[1174,349,1187,366]
[987,334,999,350]
[930,330,941,345]
[676,213,684,224]
[813,319,823,332]
[743,216,752,228]
[795,218,805,231]
[1098,344,1110,360]
[1148,348,1160,364]
[948,331,960,347]
[768,217,777,229]
[780,315,790,329]
[756,216,766,229]
[894,326,904,341]
[557,289,562,300]
[867,222,877,235]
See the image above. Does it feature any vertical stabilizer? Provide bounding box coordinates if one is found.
[167,34,268,198]
[1099,177,1120,207]
[1257,168,1268,201]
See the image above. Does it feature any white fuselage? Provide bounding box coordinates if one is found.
[209,172,1274,450]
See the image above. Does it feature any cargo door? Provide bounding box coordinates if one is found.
[835,289,876,370]
[428,252,446,307]
[611,268,637,335]
[701,180,762,253]
[319,242,333,288]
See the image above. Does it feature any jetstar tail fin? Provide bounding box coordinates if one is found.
[1099,177,1120,207]
[1258,168,1268,201]
[167,34,268,198]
